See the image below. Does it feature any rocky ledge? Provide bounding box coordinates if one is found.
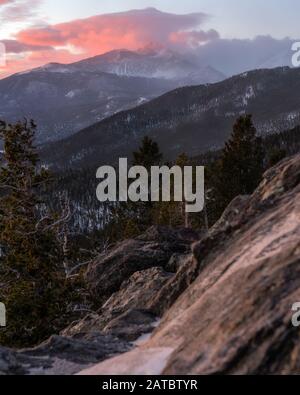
[1,153,300,375]
[0,227,198,375]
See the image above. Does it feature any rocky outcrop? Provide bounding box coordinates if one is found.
[2,154,300,375]
[0,333,130,375]
[0,226,198,375]
[0,347,26,375]
[63,267,173,341]
[80,153,300,375]
[85,226,198,304]
[102,267,173,312]
[61,227,197,343]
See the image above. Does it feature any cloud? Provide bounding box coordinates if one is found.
[0,8,215,77]
[16,8,211,54]
[2,39,51,53]
[0,8,297,79]
[0,0,42,22]
[170,29,219,47]
[0,47,81,78]
[196,35,297,75]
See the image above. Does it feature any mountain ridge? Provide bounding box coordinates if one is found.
[41,66,300,169]
[0,47,225,144]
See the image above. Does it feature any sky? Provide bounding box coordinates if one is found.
[39,0,300,39]
[0,0,299,78]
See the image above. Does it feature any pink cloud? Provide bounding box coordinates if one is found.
[0,47,82,78]
[17,8,209,52]
[2,39,51,53]
[1,8,218,78]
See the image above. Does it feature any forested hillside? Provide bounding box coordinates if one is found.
[46,124,300,238]
[41,67,300,169]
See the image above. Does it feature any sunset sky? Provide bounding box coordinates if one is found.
[0,0,299,78]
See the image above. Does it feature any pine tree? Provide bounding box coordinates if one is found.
[213,115,264,214]
[133,136,162,169]
[128,136,162,230]
[154,153,189,228]
[0,120,75,347]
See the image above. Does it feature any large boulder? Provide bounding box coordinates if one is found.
[79,153,300,375]
[102,267,173,312]
[63,228,197,343]
[63,267,173,341]
[85,226,198,304]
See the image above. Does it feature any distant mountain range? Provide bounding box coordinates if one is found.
[70,47,225,83]
[0,48,225,143]
[41,66,300,169]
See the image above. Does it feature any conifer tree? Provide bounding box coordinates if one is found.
[130,136,163,229]
[213,115,264,213]
[154,153,189,228]
[133,136,162,169]
[0,120,75,347]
